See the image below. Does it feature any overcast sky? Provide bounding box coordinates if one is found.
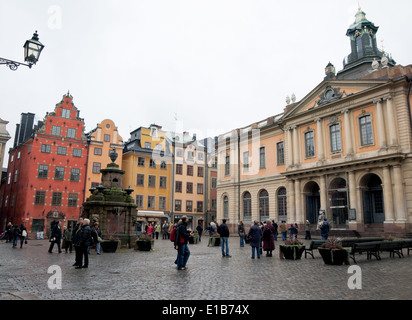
[1,0,411,165]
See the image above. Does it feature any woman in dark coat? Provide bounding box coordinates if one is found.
[262,220,275,257]
[76,218,93,269]
[247,220,262,259]
[48,221,62,253]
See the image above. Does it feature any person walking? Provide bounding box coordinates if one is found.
[319,218,330,240]
[305,220,312,240]
[48,221,62,253]
[63,226,73,253]
[72,217,83,267]
[217,219,231,257]
[247,220,262,259]
[174,216,191,270]
[5,222,12,243]
[279,221,288,241]
[147,222,154,239]
[262,220,275,257]
[76,218,93,269]
[196,223,203,242]
[238,221,245,247]
[19,224,27,249]
[90,222,101,255]
[12,224,20,248]
[162,221,169,240]
[288,223,298,240]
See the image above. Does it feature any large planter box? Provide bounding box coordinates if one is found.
[188,235,199,244]
[101,240,121,253]
[135,239,154,251]
[318,248,350,265]
[208,237,221,247]
[279,245,305,260]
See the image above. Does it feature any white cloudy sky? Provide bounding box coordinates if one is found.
[1,0,411,165]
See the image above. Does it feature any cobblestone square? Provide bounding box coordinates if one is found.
[1,236,412,300]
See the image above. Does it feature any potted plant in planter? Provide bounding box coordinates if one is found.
[135,232,154,251]
[101,236,121,253]
[318,238,350,265]
[208,233,221,247]
[279,238,305,260]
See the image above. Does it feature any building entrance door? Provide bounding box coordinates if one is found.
[362,174,384,224]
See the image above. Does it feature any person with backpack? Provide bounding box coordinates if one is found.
[174,216,191,270]
[262,220,275,257]
[217,219,231,257]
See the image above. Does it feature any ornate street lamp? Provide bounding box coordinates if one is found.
[1,31,45,70]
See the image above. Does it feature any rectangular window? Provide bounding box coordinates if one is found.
[176,149,183,157]
[187,165,193,176]
[175,200,182,211]
[148,175,156,187]
[360,115,373,146]
[54,166,65,180]
[14,170,18,183]
[186,200,193,212]
[34,191,46,205]
[57,146,67,155]
[197,167,204,177]
[330,124,342,152]
[159,196,166,210]
[175,181,182,193]
[225,156,230,176]
[212,178,217,189]
[243,151,249,171]
[159,176,167,188]
[259,147,266,169]
[186,182,193,194]
[73,148,82,157]
[160,161,167,169]
[70,168,80,181]
[277,142,285,165]
[51,126,61,136]
[136,174,144,186]
[176,164,183,175]
[198,152,204,161]
[67,128,76,138]
[138,157,145,167]
[305,131,315,158]
[38,164,49,178]
[41,144,51,153]
[92,162,101,174]
[68,193,78,207]
[51,192,62,206]
[147,196,155,209]
[94,147,102,155]
[149,159,156,168]
[62,109,71,119]
[136,195,144,208]
[212,199,217,209]
[144,142,151,149]
[104,134,110,142]
[197,183,204,195]
[196,201,203,212]
[187,151,194,161]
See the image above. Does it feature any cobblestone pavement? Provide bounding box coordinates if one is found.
[1,236,412,300]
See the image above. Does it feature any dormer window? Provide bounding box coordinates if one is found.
[62,109,71,119]
[150,127,158,137]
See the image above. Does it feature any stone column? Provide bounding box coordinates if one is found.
[384,96,398,146]
[294,179,302,224]
[319,174,327,213]
[348,171,357,212]
[286,127,293,167]
[341,109,353,155]
[315,117,324,161]
[288,179,295,223]
[392,165,407,221]
[382,165,394,221]
[374,98,387,149]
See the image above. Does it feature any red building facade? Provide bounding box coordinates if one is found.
[0,93,88,237]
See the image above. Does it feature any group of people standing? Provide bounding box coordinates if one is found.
[3,222,28,248]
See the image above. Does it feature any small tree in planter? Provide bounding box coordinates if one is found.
[318,238,350,265]
[101,236,121,253]
[135,232,154,251]
[208,234,220,247]
[279,237,305,260]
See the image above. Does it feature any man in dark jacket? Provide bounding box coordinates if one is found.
[48,221,62,253]
[174,216,191,270]
[217,219,231,257]
[247,220,262,259]
[76,218,93,269]
[71,217,83,267]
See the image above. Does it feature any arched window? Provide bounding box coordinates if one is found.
[223,196,229,219]
[259,190,269,220]
[243,192,251,221]
[277,187,287,219]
